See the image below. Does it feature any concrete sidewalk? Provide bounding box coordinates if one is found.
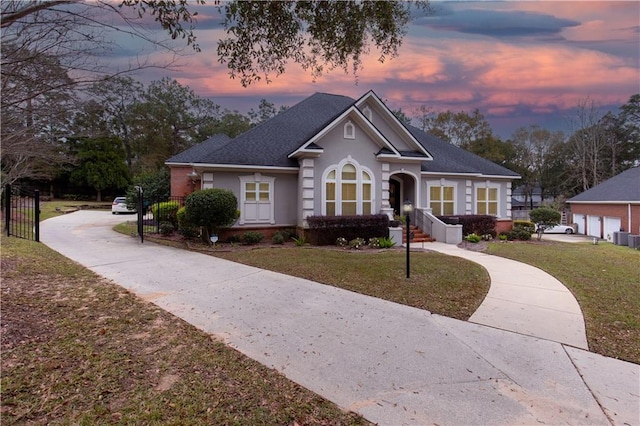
[424,242,588,349]
[40,211,639,426]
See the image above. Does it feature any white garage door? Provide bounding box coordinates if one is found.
[603,217,621,241]
[587,215,601,238]
[572,214,585,234]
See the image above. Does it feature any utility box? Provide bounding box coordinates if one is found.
[613,231,630,246]
[628,235,640,250]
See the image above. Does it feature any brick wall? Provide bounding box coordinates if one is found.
[170,166,199,197]
[570,203,640,234]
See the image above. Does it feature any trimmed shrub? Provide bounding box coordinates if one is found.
[513,220,535,233]
[185,189,238,243]
[242,231,264,245]
[271,232,286,244]
[438,215,496,237]
[506,228,532,241]
[306,214,389,246]
[176,206,199,238]
[152,201,180,225]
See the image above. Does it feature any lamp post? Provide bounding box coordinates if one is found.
[403,200,413,279]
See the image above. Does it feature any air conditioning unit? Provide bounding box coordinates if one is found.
[628,235,640,250]
[613,231,630,246]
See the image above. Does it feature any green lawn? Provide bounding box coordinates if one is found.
[486,241,640,364]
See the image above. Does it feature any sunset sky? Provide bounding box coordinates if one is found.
[113,1,639,138]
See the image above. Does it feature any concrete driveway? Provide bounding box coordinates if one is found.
[39,211,639,426]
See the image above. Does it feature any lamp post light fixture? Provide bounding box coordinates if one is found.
[403,200,413,279]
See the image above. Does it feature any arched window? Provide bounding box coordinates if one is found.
[344,120,355,139]
[323,160,374,215]
[362,106,372,121]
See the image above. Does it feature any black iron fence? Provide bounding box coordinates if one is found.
[3,184,40,242]
[136,192,186,243]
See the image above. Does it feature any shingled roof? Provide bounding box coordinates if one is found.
[568,167,640,203]
[167,92,519,178]
[407,125,520,177]
[168,93,354,167]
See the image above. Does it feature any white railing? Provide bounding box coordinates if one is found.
[414,208,463,244]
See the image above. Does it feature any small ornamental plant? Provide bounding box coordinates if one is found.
[349,237,365,249]
[465,233,482,243]
[336,237,348,247]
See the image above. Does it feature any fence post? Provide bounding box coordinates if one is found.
[4,184,10,237]
[34,190,40,242]
[136,186,144,243]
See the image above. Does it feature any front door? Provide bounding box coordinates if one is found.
[389,179,401,216]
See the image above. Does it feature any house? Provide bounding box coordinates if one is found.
[166,91,520,244]
[567,166,640,240]
[511,185,560,221]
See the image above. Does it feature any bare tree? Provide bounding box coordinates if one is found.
[566,97,608,192]
[1,1,200,183]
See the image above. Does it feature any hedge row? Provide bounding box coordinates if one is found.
[437,214,497,237]
[306,214,389,245]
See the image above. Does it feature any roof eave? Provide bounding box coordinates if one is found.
[567,200,640,204]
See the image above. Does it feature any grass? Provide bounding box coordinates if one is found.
[1,236,369,425]
[212,247,490,321]
[486,240,640,364]
[39,200,112,221]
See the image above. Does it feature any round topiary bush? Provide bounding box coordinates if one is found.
[185,189,238,243]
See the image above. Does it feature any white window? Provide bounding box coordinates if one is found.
[344,120,355,139]
[476,184,499,216]
[429,184,455,216]
[323,160,374,216]
[239,174,275,224]
[202,172,214,189]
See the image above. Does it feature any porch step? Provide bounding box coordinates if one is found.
[402,225,435,243]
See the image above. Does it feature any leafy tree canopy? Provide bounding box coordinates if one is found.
[69,136,130,201]
[217,1,430,86]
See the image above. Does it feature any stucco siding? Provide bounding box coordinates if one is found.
[363,103,414,152]
[312,122,386,215]
[177,170,299,227]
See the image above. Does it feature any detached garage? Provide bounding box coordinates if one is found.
[567,167,640,239]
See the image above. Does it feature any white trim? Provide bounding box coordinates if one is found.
[421,171,520,180]
[167,162,299,173]
[344,120,355,139]
[238,174,276,225]
[289,106,401,159]
[354,90,433,160]
[568,200,640,205]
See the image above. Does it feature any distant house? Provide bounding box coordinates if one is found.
[511,185,553,210]
[567,167,640,239]
[166,91,520,244]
